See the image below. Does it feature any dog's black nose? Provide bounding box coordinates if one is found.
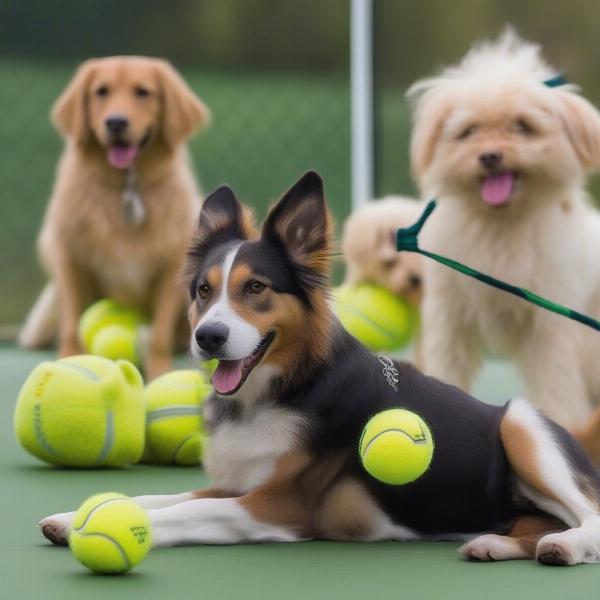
[479,152,503,169]
[105,116,129,135]
[195,323,229,354]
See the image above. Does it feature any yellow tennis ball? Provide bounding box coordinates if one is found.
[14,355,145,467]
[79,299,147,353]
[91,324,141,365]
[333,284,419,352]
[143,370,212,465]
[69,492,152,573]
[359,408,434,485]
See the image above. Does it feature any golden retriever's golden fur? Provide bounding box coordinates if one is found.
[19,56,209,378]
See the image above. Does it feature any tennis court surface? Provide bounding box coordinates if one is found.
[3,344,598,599]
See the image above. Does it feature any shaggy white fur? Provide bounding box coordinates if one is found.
[409,28,600,430]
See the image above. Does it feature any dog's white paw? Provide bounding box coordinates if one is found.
[39,512,74,546]
[536,530,595,566]
[459,534,528,562]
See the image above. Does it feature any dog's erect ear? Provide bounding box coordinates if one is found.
[263,171,332,282]
[156,60,210,148]
[409,92,451,183]
[556,90,600,173]
[51,60,97,143]
[198,185,254,244]
[184,186,255,287]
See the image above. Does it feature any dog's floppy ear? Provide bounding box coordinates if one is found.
[51,60,97,143]
[156,60,210,148]
[263,171,332,284]
[409,91,451,183]
[556,90,600,173]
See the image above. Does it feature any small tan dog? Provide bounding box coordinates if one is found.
[409,29,600,445]
[342,197,424,307]
[18,56,209,378]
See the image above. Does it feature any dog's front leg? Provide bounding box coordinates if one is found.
[150,453,312,546]
[149,494,307,547]
[39,488,231,546]
[421,265,481,389]
[518,318,591,429]
[146,261,187,379]
[50,248,93,356]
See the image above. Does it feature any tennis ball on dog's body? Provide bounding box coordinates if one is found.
[359,408,433,485]
[69,492,152,573]
[79,299,147,353]
[14,355,145,467]
[333,284,418,352]
[143,370,211,465]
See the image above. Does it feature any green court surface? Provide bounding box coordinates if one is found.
[2,344,599,599]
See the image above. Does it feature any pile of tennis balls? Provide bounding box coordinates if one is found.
[332,283,419,352]
[14,356,212,468]
[78,299,149,366]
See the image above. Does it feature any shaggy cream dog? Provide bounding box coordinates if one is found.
[342,197,423,307]
[408,29,600,444]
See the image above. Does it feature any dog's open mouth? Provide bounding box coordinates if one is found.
[211,332,275,396]
[480,171,518,207]
[107,131,151,170]
[108,142,139,169]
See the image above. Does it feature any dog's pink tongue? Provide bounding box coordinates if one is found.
[107,145,138,169]
[481,172,514,206]
[212,360,243,394]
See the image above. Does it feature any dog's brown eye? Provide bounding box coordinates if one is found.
[515,118,535,135]
[95,85,109,97]
[197,283,211,299]
[135,86,150,98]
[457,125,477,140]
[248,280,266,294]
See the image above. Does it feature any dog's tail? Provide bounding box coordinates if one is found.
[574,409,600,466]
[17,283,59,349]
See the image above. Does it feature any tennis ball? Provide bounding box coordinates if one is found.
[69,492,152,573]
[79,299,147,353]
[91,324,140,365]
[14,355,145,467]
[359,408,433,485]
[332,284,418,352]
[143,370,211,465]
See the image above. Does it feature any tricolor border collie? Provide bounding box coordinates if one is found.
[41,172,600,565]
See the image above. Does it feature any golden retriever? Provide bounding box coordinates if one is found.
[408,29,600,444]
[18,56,210,379]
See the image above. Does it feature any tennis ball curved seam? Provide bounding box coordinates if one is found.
[335,300,398,343]
[72,497,130,531]
[362,427,429,456]
[71,531,131,571]
[94,410,115,465]
[172,433,199,462]
[146,406,202,421]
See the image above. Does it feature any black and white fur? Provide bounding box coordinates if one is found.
[40,172,600,565]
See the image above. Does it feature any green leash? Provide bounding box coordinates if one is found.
[396,200,600,333]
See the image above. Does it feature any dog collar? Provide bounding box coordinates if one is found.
[123,167,146,226]
[397,200,600,333]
